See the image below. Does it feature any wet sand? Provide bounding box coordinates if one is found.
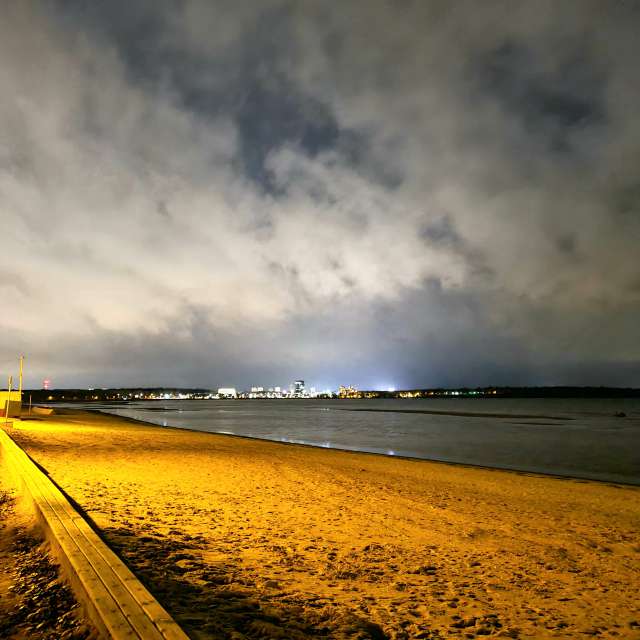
[7,410,640,639]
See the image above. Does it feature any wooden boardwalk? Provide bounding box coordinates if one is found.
[0,423,190,640]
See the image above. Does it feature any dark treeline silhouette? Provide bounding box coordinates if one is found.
[24,388,210,402]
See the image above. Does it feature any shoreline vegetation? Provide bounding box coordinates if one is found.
[6,409,640,639]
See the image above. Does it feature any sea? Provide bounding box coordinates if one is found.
[52,397,640,485]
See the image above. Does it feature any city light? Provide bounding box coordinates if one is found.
[29,384,506,402]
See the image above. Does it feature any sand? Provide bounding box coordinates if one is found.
[6,410,640,640]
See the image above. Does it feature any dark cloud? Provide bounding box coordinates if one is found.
[555,233,579,257]
[420,216,464,248]
[234,78,340,190]
[1,0,639,389]
[478,40,605,130]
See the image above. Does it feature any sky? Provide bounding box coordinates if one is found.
[1,0,640,391]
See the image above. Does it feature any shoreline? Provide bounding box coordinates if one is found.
[8,410,640,639]
[87,408,639,488]
[337,407,572,420]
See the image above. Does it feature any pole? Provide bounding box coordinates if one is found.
[5,375,12,424]
[18,355,24,396]
[29,394,32,416]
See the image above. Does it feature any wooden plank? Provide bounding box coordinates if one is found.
[0,426,190,640]
[13,447,160,639]
[3,430,141,638]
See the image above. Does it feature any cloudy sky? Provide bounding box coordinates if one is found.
[2,0,639,390]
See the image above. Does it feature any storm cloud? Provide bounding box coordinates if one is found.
[1,0,639,389]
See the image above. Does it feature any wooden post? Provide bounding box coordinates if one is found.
[18,355,24,396]
[5,375,12,424]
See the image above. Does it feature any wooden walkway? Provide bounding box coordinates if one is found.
[0,423,190,640]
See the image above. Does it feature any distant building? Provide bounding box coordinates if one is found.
[217,388,237,399]
[339,385,360,399]
[0,391,21,417]
[294,380,305,397]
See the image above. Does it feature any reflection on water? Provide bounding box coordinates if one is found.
[58,398,640,484]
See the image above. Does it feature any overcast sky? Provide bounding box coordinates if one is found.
[2,0,639,390]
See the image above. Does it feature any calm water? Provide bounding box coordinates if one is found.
[64,398,640,484]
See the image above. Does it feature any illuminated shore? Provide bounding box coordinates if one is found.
[8,410,640,639]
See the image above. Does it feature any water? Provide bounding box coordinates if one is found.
[60,398,640,484]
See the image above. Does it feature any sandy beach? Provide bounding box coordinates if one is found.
[6,410,640,639]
